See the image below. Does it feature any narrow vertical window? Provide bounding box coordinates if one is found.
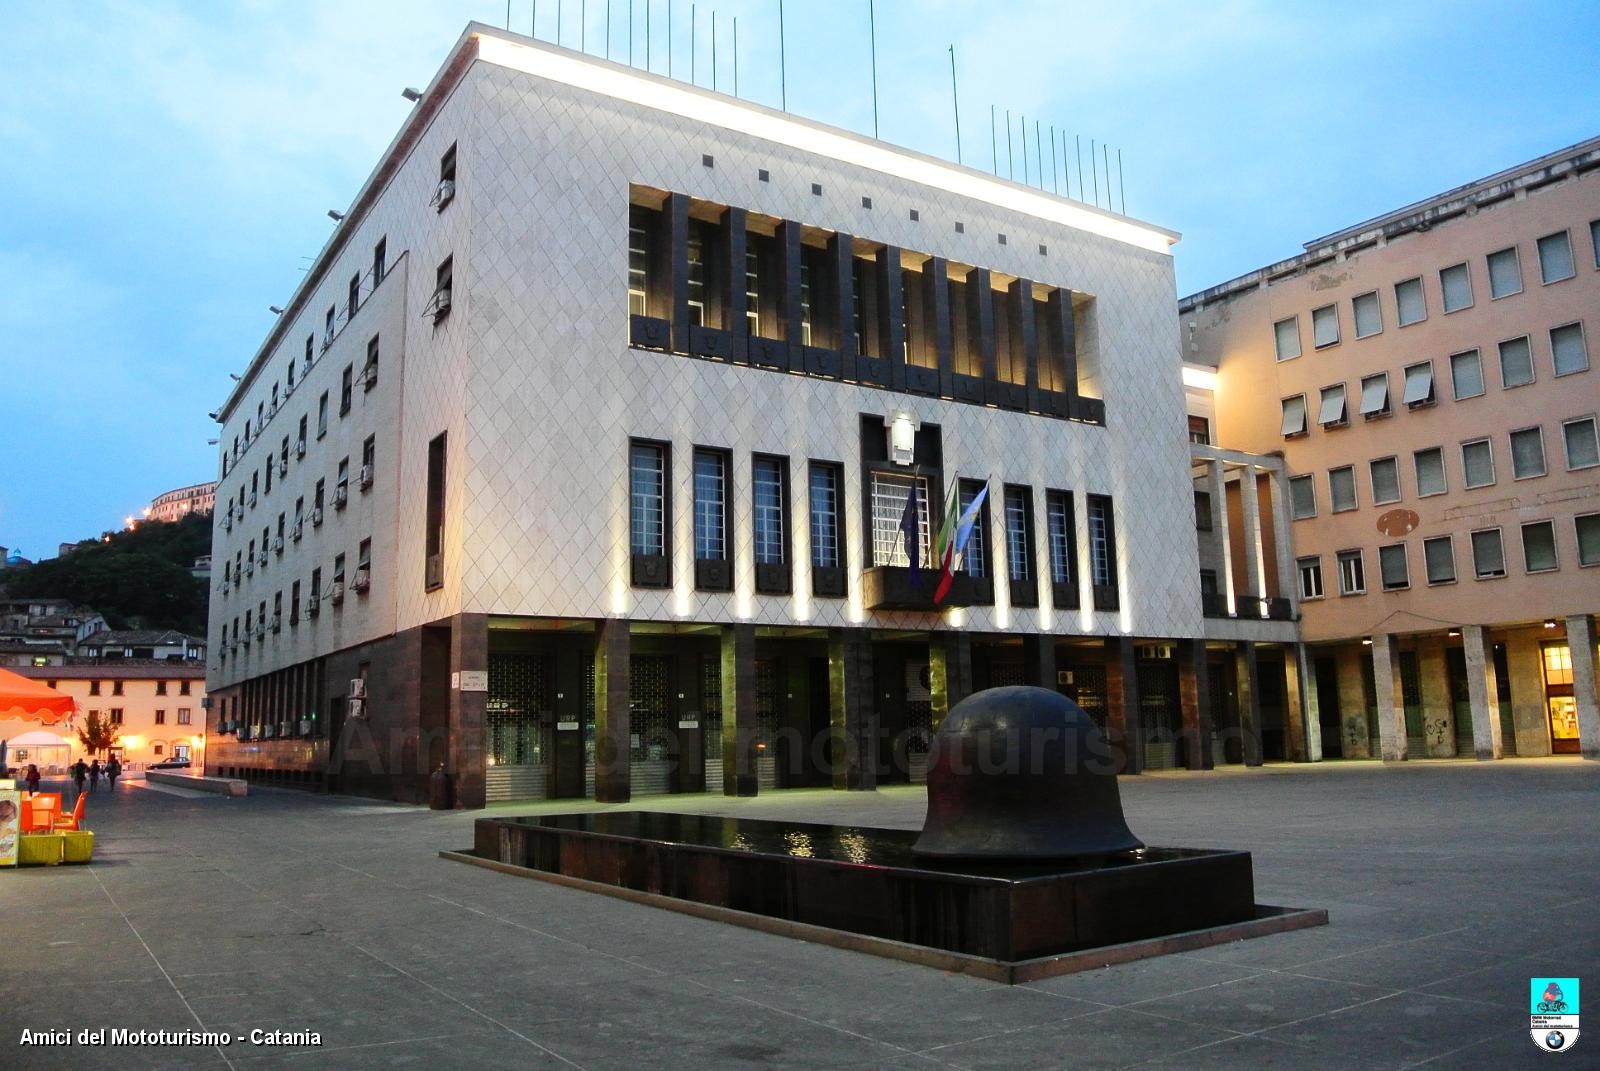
[628,440,669,587]
[752,456,790,593]
[870,472,929,567]
[1046,490,1076,608]
[692,448,729,590]
[1394,277,1425,325]
[809,461,845,598]
[425,433,446,589]
[808,463,840,569]
[958,479,988,579]
[627,205,650,316]
[1004,485,1036,607]
[373,237,387,283]
[1087,494,1118,610]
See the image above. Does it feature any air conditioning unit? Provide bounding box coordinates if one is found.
[297,718,312,735]
[330,580,346,604]
[258,550,269,567]
[322,329,333,350]
[244,560,254,576]
[253,622,265,639]
[352,567,371,592]
[1137,643,1175,661]
[362,363,378,390]
[359,464,373,489]
[284,380,295,397]
[242,631,251,647]
[295,437,307,458]
[223,514,233,532]
[430,178,455,210]
[270,613,281,633]
[278,458,288,477]
[273,535,284,553]
[291,521,303,542]
[306,597,320,618]
[312,506,324,526]
[349,678,366,698]
[348,698,366,719]
[268,400,278,418]
[249,492,258,508]
[334,484,348,508]
[222,581,231,595]
[262,723,275,739]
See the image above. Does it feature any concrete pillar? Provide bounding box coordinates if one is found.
[1462,625,1503,761]
[1103,637,1143,774]
[1268,467,1299,615]
[448,613,488,808]
[1569,614,1600,760]
[1505,631,1551,756]
[1178,639,1213,771]
[1419,638,1456,758]
[593,618,631,802]
[1233,642,1262,766]
[929,631,972,731]
[1021,634,1058,690]
[720,623,758,796]
[1335,646,1372,759]
[828,628,876,790]
[1206,459,1236,607]
[1238,464,1265,616]
[1371,634,1408,762]
[1284,644,1321,761]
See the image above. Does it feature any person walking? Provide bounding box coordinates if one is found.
[106,756,121,792]
[72,758,88,796]
[24,763,41,794]
[88,759,102,792]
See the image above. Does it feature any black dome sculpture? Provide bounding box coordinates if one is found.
[913,685,1144,859]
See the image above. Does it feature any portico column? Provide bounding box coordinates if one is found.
[1206,460,1236,607]
[593,618,631,802]
[1104,636,1142,774]
[720,623,758,796]
[448,613,488,808]
[828,627,876,790]
[1178,639,1214,771]
[1233,642,1262,767]
[1567,614,1600,760]
[1462,625,1503,761]
[929,631,972,731]
[1021,634,1057,690]
[1238,465,1265,617]
[1284,644,1321,762]
[1371,634,1408,762]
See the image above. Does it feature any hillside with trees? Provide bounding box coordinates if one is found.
[2,512,210,634]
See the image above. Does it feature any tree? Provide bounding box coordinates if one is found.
[76,711,120,758]
[4,512,211,633]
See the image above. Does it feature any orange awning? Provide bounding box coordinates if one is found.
[0,668,77,726]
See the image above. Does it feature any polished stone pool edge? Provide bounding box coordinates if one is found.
[440,847,1327,984]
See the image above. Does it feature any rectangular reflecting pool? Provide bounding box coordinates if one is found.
[463,812,1291,971]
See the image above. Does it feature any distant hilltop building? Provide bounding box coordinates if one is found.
[148,481,217,524]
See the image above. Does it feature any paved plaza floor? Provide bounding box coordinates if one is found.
[2,758,1595,1070]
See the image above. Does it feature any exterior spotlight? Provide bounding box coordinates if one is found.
[208,411,221,421]
[327,210,346,222]
[1361,637,1373,646]
[402,87,423,102]
[228,373,241,381]
[1544,619,1558,629]
[269,305,284,314]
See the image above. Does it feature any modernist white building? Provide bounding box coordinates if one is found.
[205,24,1299,806]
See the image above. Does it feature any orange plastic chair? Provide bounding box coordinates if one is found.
[53,794,86,832]
[19,798,35,832]
[27,794,60,832]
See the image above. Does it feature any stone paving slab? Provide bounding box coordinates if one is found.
[1,759,1594,1069]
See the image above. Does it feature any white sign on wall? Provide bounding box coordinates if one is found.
[455,670,488,692]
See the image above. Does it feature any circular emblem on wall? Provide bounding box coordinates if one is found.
[1376,508,1420,537]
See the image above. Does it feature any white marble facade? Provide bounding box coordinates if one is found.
[210,26,1202,691]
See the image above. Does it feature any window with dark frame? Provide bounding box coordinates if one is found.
[1046,489,1077,608]
[1003,484,1037,607]
[692,448,731,591]
[752,455,790,593]
[958,480,989,580]
[425,433,446,589]
[1087,494,1119,611]
[628,439,670,587]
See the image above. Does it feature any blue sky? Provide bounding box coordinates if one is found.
[2,1,1597,560]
